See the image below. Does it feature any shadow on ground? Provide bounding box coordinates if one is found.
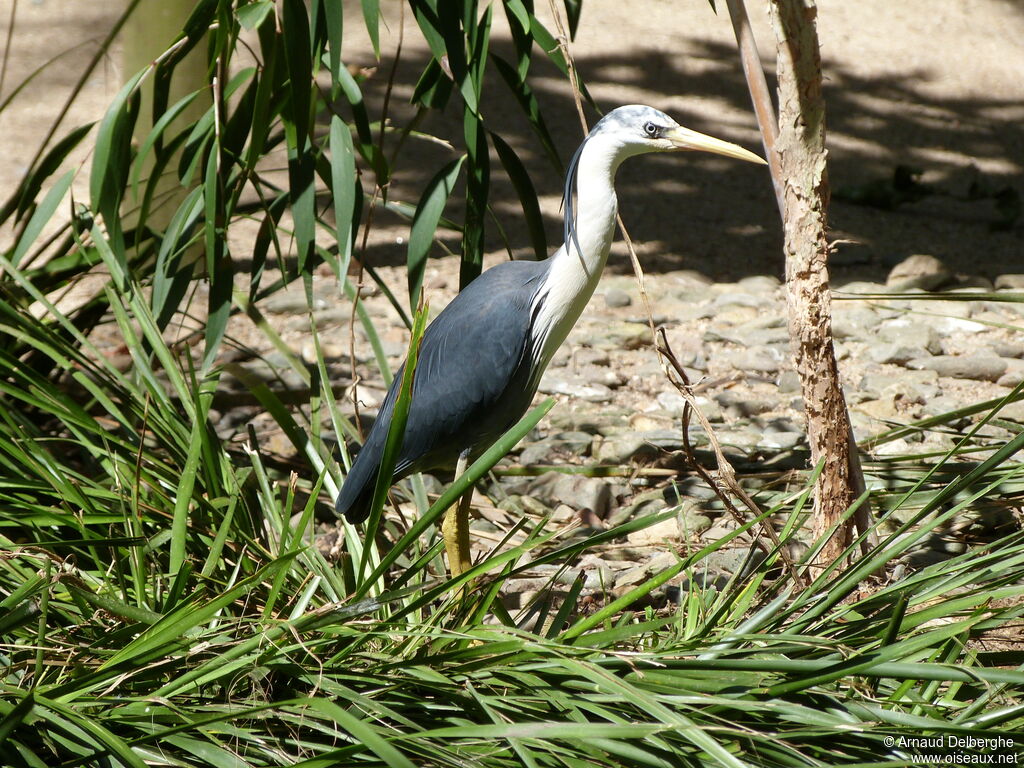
[339,31,1023,285]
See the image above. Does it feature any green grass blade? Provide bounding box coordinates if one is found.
[358,304,430,581]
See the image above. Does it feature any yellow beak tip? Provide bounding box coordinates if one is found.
[666,125,767,166]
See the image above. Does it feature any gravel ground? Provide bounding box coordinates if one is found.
[2,1,1023,603]
[218,250,1024,606]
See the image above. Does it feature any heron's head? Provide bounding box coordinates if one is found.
[589,104,766,165]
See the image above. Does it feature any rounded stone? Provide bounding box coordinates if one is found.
[724,347,786,374]
[885,254,953,291]
[715,389,781,417]
[604,288,633,308]
[538,375,614,403]
[868,342,931,365]
[994,274,1024,290]
[906,355,1007,382]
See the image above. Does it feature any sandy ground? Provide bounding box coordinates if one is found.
[1,1,1022,286]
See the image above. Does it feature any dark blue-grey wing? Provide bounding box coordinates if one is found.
[336,260,545,523]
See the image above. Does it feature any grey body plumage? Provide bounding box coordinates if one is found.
[336,258,549,523]
[335,105,765,532]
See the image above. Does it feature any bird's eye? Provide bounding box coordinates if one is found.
[643,121,659,137]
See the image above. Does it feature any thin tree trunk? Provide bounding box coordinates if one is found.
[123,0,209,232]
[767,0,856,565]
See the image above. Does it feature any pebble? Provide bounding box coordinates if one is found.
[835,280,888,296]
[918,394,965,419]
[758,417,806,451]
[526,472,612,518]
[626,516,681,546]
[869,343,932,365]
[990,340,1024,359]
[300,340,347,364]
[831,306,884,339]
[997,359,1024,388]
[654,391,723,422]
[498,495,553,518]
[830,240,874,266]
[607,490,667,527]
[723,347,786,374]
[715,390,780,417]
[876,319,942,354]
[539,375,614,403]
[995,401,1024,423]
[776,370,801,394]
[715,426,764,455]
[547,406,630,435]
[264,291,325,314]
[857,398,914,422]
[313,308,352,329]
[858,369,940,401]
[757,431,805,451]
[222,359,307,392]
[603,288,632,308]
[731,324,791,348]
[714,292,769,311]
[586,321,650,350]
[554,431,595,454]
[995,274,1024,290]
[906,355,1007,382]
[592,429,705,464]
[614,551,680,589]
[289,256,1024,588]
[713,306,762,325]
[628,410,674,431]
[885,254,953,291]
[592,434,648,464]
[518,438,559,466]
[738,274,782,293]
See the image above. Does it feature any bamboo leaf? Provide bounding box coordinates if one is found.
[100,554,297,672]
[10,170,74,269]
[361,0,381,59]
[237,0,274,30]
[282,0,316,272]
[89,70,144,237]
[461,113,488,287]
[491,54,562,173]
[129,89,202,200]
[562,0,582,38]
[491,132,547,260]
[305,698,416,767]
[329,115,357,277]
[152,185,204,329]
[0,122,93,224]
[407,155,466,309]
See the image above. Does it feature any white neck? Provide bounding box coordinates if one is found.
[529,134,626,374]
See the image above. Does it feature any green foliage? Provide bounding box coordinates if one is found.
[0,1,1023,766]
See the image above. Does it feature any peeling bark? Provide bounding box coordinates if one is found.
[768,0,856,565]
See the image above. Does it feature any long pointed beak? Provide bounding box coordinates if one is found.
[664,125,767,165]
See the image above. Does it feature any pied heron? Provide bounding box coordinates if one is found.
[336,104,766,577]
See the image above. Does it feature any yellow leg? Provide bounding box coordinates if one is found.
[440,453,473,578]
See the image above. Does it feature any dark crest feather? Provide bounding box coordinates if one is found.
[562,136,588,262]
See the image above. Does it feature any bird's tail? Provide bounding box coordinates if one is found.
[335,451,378,524]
